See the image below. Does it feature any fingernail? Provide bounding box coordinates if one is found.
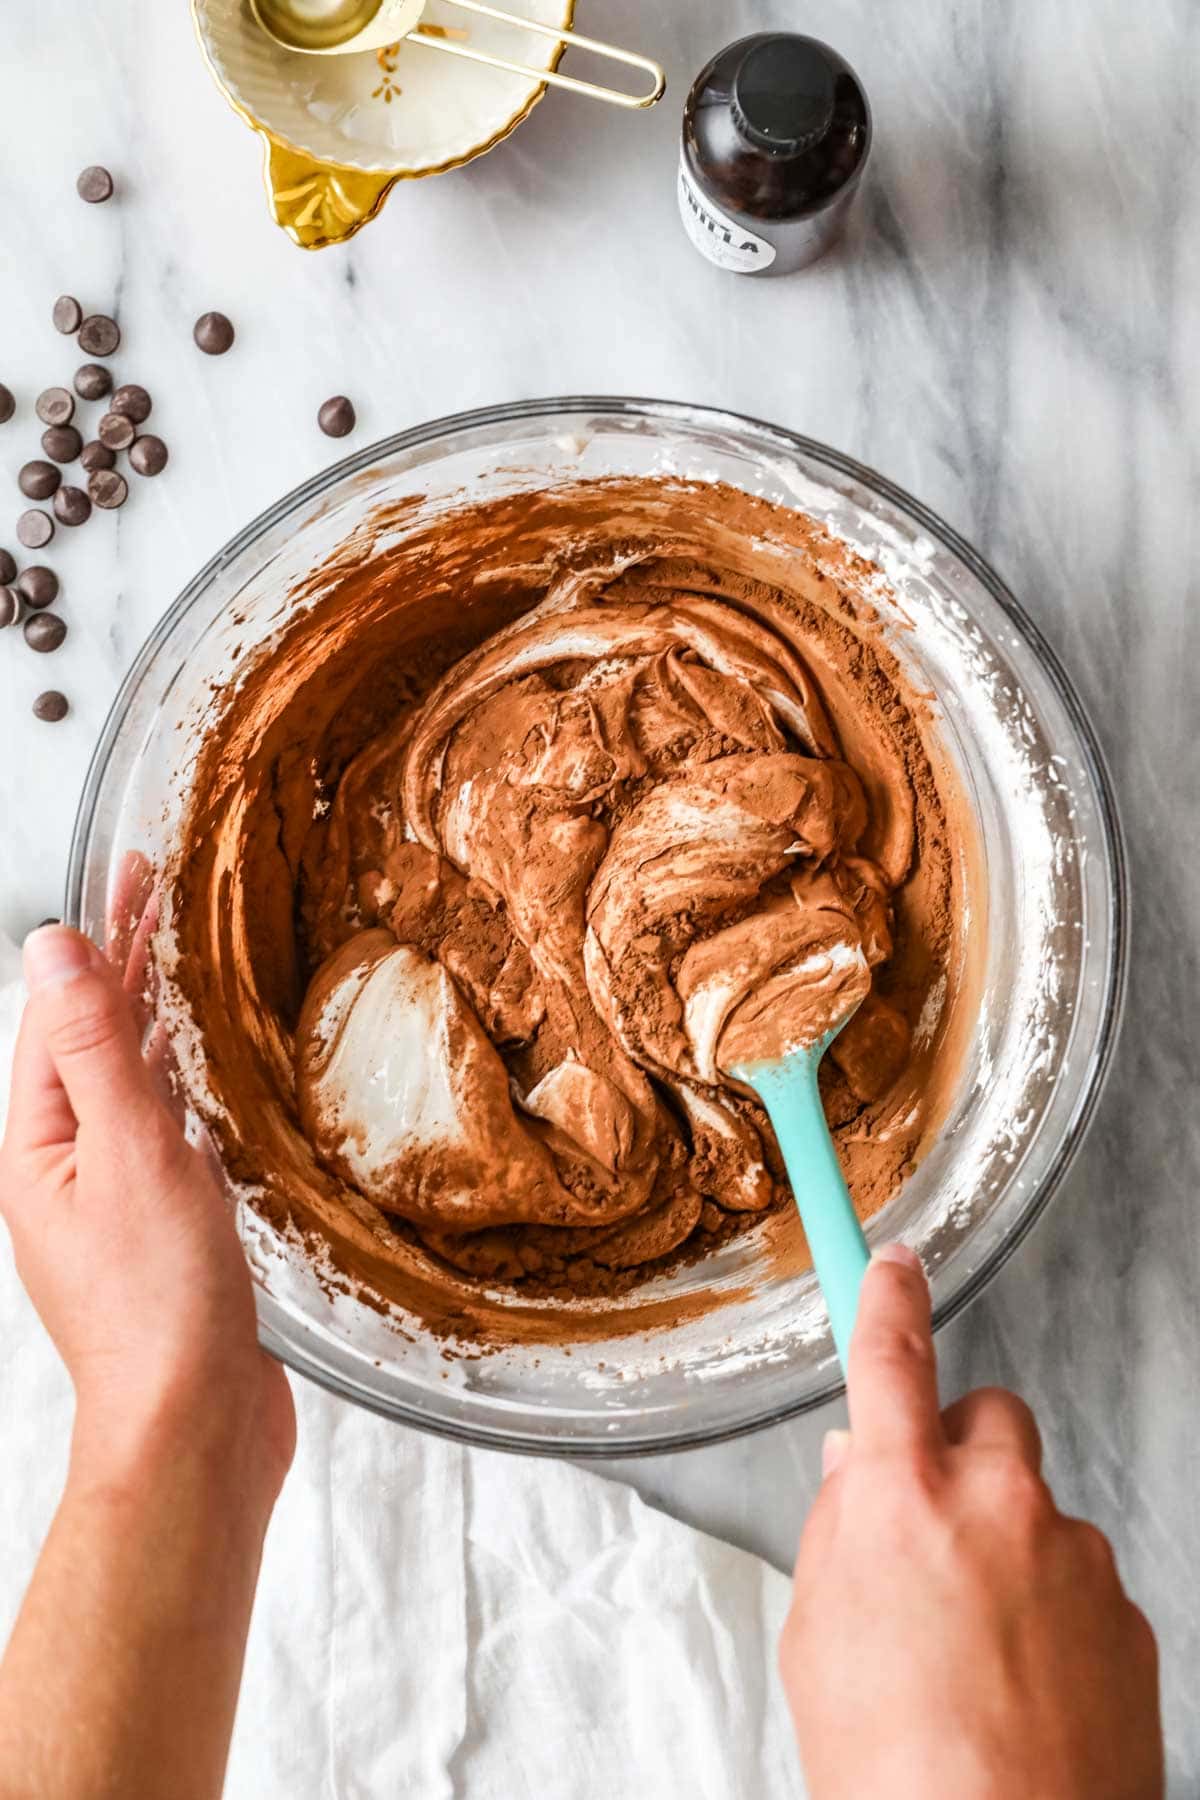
[872,1242,924,1273]
[23,926,93,991]
[822,1429,851,1477]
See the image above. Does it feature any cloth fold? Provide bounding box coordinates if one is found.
[0,937,802,1798]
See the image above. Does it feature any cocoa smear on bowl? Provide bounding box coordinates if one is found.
[161,477,979,1351]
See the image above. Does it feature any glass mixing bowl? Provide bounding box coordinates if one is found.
[66,399,1125,1456]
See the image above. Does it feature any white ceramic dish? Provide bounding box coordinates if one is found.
[193,0,575,245]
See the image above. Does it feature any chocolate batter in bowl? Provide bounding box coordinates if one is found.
[67,401,1125,1454]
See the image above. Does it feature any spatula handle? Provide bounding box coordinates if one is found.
[740,1049,870,1370]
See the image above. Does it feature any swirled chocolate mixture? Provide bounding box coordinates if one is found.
[165,478,974,1341]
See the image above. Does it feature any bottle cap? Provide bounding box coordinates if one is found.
[731,35,837,155]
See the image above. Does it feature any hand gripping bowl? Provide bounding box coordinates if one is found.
[66,399,1126,1456]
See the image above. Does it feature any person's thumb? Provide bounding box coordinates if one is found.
[846,1243,942,1459]
[20,927,165,1143]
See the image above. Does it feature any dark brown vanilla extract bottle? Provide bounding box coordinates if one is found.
[679,33,871,276]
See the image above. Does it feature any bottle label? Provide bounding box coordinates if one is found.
[677,151,776,273]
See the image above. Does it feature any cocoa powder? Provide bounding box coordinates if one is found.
[164,478,977,1346]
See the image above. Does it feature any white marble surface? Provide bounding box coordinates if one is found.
[3,0,1199,1786]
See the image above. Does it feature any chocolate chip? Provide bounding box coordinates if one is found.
[77,165,114,203]
[0,384,13,424]
[78,315,120,358]
[0,548,15,584]
[24,611,66,652]
[36,387,74,427]
[0,587,20,629]
[42,425,82,464]
[53,295,83,335]
[129,434,168,476]
[98,411,135,451]
[33,690,69,722]
[111,384,152,423]
[17,509,54,549]
[74,363,112,401]
[19,461,61,501]
[81,440,116,473]
[194,311,234,355]
[17,566,58,609]
[88,468,127,510]
[318,395,356,438]
[53,486,91,527]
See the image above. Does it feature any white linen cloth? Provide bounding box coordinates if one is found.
[0,937,803,1798]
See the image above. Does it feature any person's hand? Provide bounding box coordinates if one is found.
[0,922,296,1800]
[0,924,294,1504]
[781,1245,1163,1800]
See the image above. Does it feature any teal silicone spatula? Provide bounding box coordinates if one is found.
[728,981,870,1371]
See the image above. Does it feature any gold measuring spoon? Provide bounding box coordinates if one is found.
[249,0,665,108]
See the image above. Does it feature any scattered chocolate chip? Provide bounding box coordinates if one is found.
[53,295,83,335]
[33,690,69,722]
[98,411,135,451]
[0,587,20,629]
[77,165,114,204]
[194,311,235,355]
[0,384,13,424]
[111,383,152,423]
[24,611,66,652]
[17,566,58,609]
[0,548,15,584]
[74,363,112,401]
[19,461,61,501]
[78,314,120,358]
[42,425,82,464]
[53,485,91,527]
[17,509,54,549]
[88,468,127,510]
[129,434,168,476]
[35,387,74,427]
[318,395,356,438]
[81,439,116,473]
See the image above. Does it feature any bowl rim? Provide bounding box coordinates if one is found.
[65,396,1129,1457]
